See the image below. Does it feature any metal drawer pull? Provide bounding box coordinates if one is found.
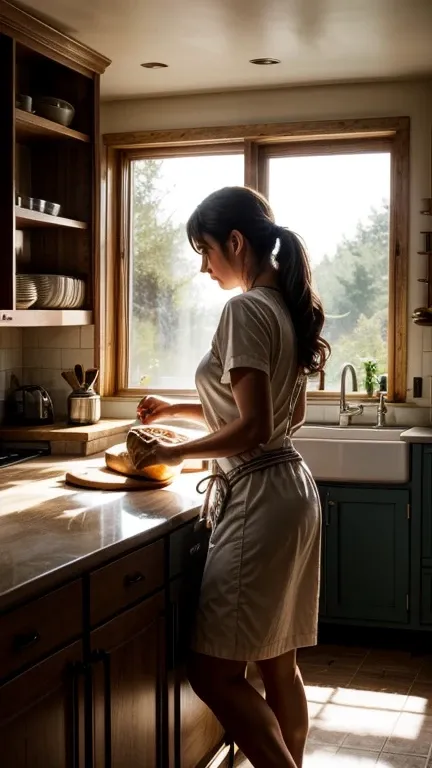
[13,630,41,651]
[124,571,145,586]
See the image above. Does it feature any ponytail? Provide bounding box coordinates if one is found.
[275,227,330,375]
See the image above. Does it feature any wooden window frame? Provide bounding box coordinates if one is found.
[100,116,409,402]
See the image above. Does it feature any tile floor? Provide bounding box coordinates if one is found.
[235,643,432,767]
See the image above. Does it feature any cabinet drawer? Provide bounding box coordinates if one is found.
[89,539,165,626]
[0,580,82,681]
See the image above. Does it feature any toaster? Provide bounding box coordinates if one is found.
[6,385,55,426]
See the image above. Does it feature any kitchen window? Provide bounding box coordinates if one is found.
[129,151,243,390]
[260,143,392,392]
[102,118,408,401]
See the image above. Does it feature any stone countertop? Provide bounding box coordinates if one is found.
[400,427,432,443]
[0,454,205,612]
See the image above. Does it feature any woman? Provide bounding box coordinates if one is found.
[127,187,329,768]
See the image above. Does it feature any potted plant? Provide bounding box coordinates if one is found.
[362,359,379,397]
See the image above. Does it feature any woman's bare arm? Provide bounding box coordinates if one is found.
[169,403,206,425]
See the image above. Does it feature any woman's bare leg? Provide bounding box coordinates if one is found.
[256,650,309,768]
[188,652,297,768]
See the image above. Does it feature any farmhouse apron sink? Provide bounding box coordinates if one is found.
[293,426,409,484]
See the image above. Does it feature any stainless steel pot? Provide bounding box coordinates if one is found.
[68,391,101,425]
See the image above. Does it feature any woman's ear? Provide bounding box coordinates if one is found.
[230,229,245,257]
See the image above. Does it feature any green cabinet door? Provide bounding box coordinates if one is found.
[422,446,432,560]
[421,570,432,624]
[325,487,410,624]
[317,486,328,617]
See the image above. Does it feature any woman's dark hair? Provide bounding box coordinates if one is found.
[187,186,330,375]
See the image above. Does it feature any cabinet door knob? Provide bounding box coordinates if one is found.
[328,500,335,506]
[124,571,145,586]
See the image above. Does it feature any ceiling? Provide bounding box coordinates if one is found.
[17,0,432,100]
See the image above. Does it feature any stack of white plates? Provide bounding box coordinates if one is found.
[31,275,86,309]
[16,275,37,309]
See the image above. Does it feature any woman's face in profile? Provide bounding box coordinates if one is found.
[196,234,242,291]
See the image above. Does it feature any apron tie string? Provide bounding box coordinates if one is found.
[196,445,302,530]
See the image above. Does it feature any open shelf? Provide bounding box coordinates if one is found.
[0,309,92,326]
[16,207,88,230]
[15,109,90,143]
[0,18,109,322]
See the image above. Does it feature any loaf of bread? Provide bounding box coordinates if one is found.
[106,426,188,482]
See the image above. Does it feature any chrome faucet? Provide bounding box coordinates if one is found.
[339,363,364,426]
[376,393,387,428]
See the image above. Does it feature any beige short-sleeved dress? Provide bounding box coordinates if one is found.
[191,287,321,662]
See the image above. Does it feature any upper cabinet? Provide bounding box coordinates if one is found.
[0,1,110,326]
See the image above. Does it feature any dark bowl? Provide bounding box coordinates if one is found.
[33,96,75,127]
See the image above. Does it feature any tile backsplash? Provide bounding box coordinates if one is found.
[21,325,95,420]
[0,329,23,422]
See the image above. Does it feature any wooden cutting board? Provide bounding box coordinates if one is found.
[65,462,172,491]
[105,441,181,482]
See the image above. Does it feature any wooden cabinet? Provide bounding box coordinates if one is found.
[0,1,110,326]
[90,591,166,768]
[0,517,228,768]
[0,640,85,768]
[168,525,229,768]
[322,486,410,624]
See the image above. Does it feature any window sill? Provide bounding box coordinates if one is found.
[102,392,393,404]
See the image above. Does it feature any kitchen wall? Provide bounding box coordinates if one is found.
[102,78,432,408]
[21,326,95,419]
[0,329,22,422]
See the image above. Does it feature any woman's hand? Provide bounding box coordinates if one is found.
[126,429,184,469]
[146,440,184,467]
[136,396,173,424]
[137,397,206,426]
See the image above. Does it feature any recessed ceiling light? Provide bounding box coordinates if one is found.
[140,61,168,69]
[250,57,281,66]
